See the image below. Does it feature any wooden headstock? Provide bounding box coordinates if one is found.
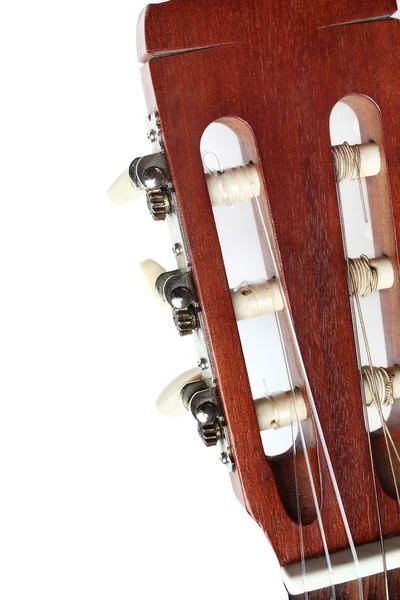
[111,0,400,597]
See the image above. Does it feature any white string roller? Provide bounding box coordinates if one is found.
[255,389,307,431]
[206,163,261,206]
[231,279,284,320]
[332,142,381,182]
[362,366,400,407]
[205,143,380,208]
[348,255,394,296]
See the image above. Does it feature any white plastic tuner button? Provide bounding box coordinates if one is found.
[139,259,170,308]
[107,169,144,205]
[156,368,203,417]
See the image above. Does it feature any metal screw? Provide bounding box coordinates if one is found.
[172,243,183,257]
[220,452,230,466]
[147,129,157,143]
[198,358,209,371]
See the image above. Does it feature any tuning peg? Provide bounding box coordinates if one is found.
[107,169,144,205]
[139,259,169,306]
[156,367,203,416]
[141,259,284,322]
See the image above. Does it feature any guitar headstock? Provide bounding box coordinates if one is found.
[109,1,400,597]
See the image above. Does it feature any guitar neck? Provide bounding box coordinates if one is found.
[288,569,400,599]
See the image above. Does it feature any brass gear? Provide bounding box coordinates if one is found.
[146,190,170,221]
[173,307,197,336]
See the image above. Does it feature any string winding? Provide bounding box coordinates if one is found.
[363,366,396,408]
[235,279,274,318]
[348,255,378,297]
[332,142,368,223]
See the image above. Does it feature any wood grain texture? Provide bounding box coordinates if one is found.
[137,0,400,585]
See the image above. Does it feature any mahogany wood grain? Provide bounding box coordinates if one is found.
[137,0,400,589]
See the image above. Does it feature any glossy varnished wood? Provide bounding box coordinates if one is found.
[137,0,400,587]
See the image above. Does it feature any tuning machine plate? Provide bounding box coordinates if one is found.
[146,111,164,152]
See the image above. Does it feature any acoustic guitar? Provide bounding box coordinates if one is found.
[109,0,400,597]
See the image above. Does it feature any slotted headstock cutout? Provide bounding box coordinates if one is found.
[201,119,321,525]
[330,96,400,501]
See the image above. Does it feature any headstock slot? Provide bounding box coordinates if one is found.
[330,95,400,504]
[201,120,320,526]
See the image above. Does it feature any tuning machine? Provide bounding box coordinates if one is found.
[156,368,234,469]
[141,262,199,336]
[108,150,172,221]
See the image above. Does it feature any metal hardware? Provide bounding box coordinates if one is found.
[197,420,222,447]
[129,152,169,191]
[173,307,197,336]
[172,243,183,257]
[170,287,193,309]
[143,166,167,190]
[147,111,164,152]
[180,380,207,411]
[155,269,197,308]
[146,190,170,221]
[217,422,234,471]
[189,387,219,421]
[195,402,219,425]
[198,358,209,371]
[180,378,234,468]
[155,269,198,335]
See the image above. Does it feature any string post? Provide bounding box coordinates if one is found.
[332,142,381,182]
[206,163,261,206]
[255,388,307,431]
[348,255,394,297]
[231,278,284,320]
[362,366,400,408]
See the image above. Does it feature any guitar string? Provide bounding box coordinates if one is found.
[290,408,308,600]
[336,177,390,599]
[202,150,362,596]
[202,149,314,596]
[253,192,364,599]
[252,197,366,599]
[351,291,391,600]
[276,311,332,599]
[356,306,400,508]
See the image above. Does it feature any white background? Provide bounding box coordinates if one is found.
[0,1,399,599]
